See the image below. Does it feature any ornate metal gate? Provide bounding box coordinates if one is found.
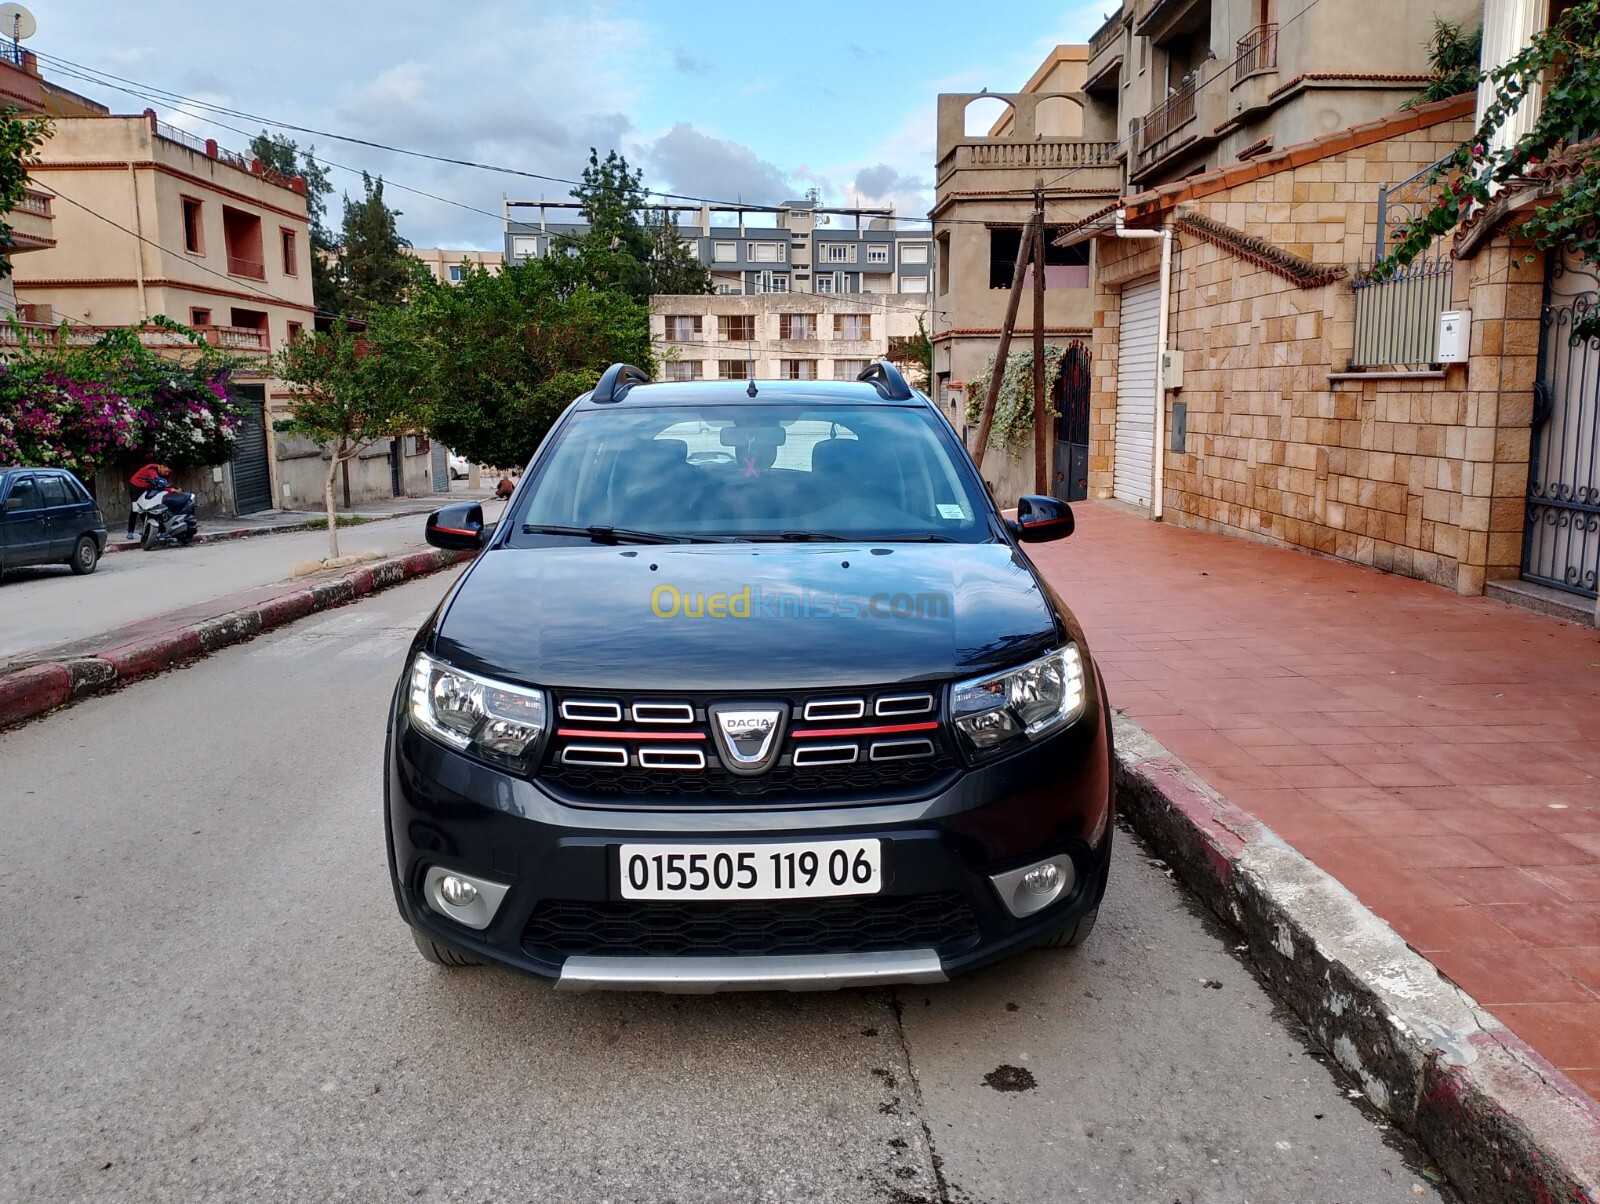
[1052,340,1091,502]
[1523,250,1600,598]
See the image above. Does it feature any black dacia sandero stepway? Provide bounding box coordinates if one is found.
[386,360,1114,991]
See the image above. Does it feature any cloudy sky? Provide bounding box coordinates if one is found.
[38,0,1106,249]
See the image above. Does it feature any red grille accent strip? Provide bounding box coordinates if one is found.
[791,721,940,739]
[556,728,708,741]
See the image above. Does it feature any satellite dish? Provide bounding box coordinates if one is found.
[0,3,36,40]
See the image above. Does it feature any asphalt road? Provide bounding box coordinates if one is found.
[0,574,1452,1204]
[0,503,503,665]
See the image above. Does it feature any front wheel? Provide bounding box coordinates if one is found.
[140,522,159,551]
[410,928,479,967]
[68,535,99,575]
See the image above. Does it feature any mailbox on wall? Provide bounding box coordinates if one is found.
[1438,310,1472,364]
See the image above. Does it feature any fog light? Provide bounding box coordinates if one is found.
[988,855,1077,919]
[1022,862,1062,895]
[422,866,511,931]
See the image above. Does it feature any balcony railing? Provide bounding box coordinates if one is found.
[1139,78,1198,151]
[0,321,269,354]
[0,40,24,68]
[16,189,51,216]
[936,139,1120,181]
[226,254,266,280]
[1088,10,1124,58]
[154,120,210,155]
[1234,23,1278,83]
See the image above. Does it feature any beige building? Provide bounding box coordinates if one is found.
[930,49,1122,504]
[1083,0,1478,190]
[1077,0,1598,619]
[407,246,503,283]
[13,103,434,513]
[651,292,929,388]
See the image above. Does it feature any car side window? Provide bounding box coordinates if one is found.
[4,476,41,513]
[38,475,73,508]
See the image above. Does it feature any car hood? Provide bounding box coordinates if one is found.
[431,542,1063,692]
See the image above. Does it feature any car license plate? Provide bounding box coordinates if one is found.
[618,839,882,901]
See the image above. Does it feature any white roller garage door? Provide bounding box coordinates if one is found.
[1113,278,1160,507]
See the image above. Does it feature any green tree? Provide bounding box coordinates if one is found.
[1405,19,1483,109]
[886,313,934,390]
[335,173,422,317]
[249,130,339,314]
[391,256,653,469]
[1373,0,1600,336]
[555,149,711,300]
[0,106,53,279]
[274,316,428,558]
[646,208,712,296]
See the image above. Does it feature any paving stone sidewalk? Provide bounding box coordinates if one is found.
[1027,501,1600,1099]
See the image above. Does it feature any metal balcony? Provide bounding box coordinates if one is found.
[1234,23,1278,83]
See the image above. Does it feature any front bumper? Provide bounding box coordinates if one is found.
[385,689,1114,991]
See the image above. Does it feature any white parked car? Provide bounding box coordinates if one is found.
[447,453,471,481]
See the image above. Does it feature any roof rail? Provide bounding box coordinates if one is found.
[591,362,652,404]
[857,360,914,401]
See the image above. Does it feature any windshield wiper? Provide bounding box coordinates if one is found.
[737,531,959,543]
[521,523,687,545]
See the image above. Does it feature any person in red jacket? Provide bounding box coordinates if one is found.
[127,462,172,538]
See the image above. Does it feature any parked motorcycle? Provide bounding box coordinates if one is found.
[131,487,199,550]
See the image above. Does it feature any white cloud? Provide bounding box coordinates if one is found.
[644,124,793,205]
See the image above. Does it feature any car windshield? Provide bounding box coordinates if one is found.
[513,404,992,543]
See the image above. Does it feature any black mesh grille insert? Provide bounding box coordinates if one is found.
[523,893,980,959]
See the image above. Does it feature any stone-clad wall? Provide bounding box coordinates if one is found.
[1089,105,1541,595]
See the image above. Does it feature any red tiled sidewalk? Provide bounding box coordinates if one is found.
[1027,502,1600,1098]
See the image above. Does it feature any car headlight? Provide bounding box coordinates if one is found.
[951,644,1086,759]
[409,652,547,765]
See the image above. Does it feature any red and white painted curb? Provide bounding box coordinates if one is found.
[0,547,474,730]
[1113,713,1600,1203]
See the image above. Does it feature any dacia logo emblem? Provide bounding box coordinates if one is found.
[708,702,789,776]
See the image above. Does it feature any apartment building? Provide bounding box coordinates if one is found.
[1082,0,1477,190]
[504,199,933,297]
[407,246,504,283]
[930,48,1124,505]
[651,292,928,386]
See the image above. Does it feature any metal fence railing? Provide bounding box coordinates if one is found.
[1234,23,1278,82]
[1350,253,1454,367]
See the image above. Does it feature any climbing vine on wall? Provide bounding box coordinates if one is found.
[964,346,1066,460]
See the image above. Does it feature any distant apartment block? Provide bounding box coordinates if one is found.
[650,293,928,387]
[407,246,504,283]
[504,199,933,297]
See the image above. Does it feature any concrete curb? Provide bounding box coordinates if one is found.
[0,547,474,730]
[1112,713,1600,1204]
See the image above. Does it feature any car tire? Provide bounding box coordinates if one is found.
[410,928,479,967]
[68,535,99,575]
[1036,905,1099,949]
[140,522,158,551]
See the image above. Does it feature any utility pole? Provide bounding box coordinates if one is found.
[1031,182,1048,495]
[972,208,1039,472]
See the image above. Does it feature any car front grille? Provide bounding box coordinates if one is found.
[523,893,980,960]
[537,686,961,806]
